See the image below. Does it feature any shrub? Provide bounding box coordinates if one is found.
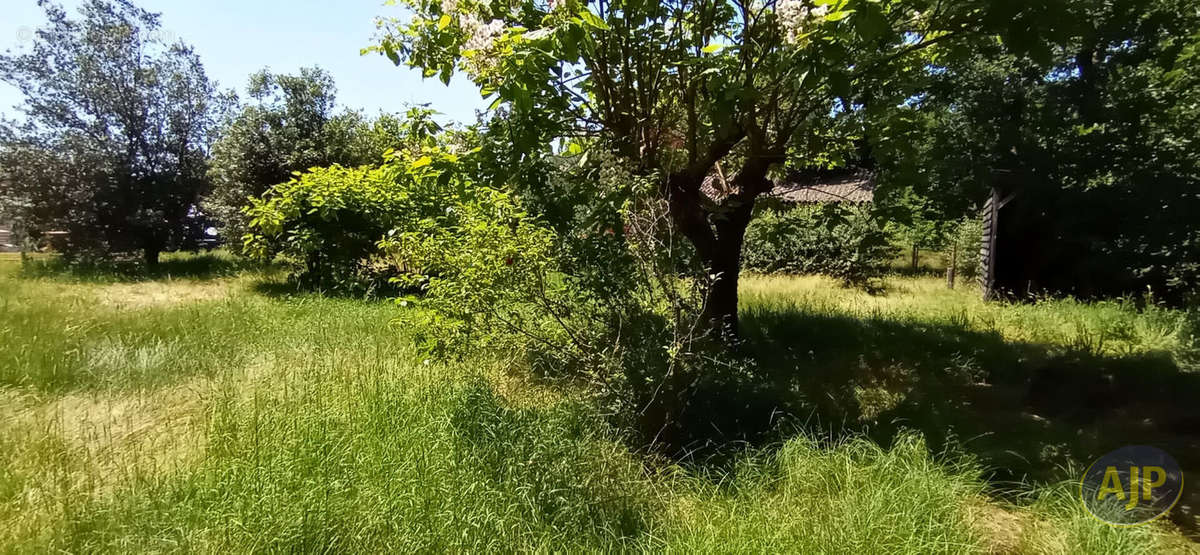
[944,215,983,280]
[742,204,895,287]
[383,154,743,451]
[243,149,472,294]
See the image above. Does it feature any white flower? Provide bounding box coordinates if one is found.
[441,0,458,14]
[459,14,507,76]
[777,0,828,45]
[461,14,505,51]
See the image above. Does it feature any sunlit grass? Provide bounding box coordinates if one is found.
[742,273,1198,368]
[0,258,1192,552]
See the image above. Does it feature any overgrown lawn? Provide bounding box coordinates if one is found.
[0,256,1193,552]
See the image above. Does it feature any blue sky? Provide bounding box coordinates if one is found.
[0,0,489,124]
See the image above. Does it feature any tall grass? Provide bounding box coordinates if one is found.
[741,273,1198,366]
[0,259,1192,552]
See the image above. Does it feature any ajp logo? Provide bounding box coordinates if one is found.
[1079,445,1183,526]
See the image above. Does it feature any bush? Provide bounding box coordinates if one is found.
[742,204,895,287]
[243,149,472,294]
[383,153,744,451]
[943,215,983,280]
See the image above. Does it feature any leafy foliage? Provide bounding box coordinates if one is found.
[742,204,894,287]
[943,215,983,281]
[374,0,1075,335]
[877,0,1200,301]
[244,147,469,294]
[380,148,764,449]
[0,0,225,264]
[206,67,438,250]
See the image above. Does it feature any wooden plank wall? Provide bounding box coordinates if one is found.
[979,187,999,300]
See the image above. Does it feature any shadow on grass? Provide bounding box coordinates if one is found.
[18,251,275,283]
[661,304,1200,533]
[248,278,405,302]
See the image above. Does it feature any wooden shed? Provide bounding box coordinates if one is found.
[977,169,1145,302]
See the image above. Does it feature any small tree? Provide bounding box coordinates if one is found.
[206,67,439,249]
[205,67,340,247]
[0,0,224,265]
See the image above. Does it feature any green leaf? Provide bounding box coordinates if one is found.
[437,14,451,30]
[579,10,609,30]
[411,156,433,169]
[701,43,723,54]
[824,10,854,22]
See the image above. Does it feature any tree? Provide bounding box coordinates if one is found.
[880,0,1200,300]
[0,0,224,265]
[205,67,339,247]
[206,67,437,248]
[375,0,1070,337]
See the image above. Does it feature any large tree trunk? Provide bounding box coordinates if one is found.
[143,246,160,267]
[143,236,164,267]
[701,241,744,338]
[701,199,755,339]
[665,168,763,341]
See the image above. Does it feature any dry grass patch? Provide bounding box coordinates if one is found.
[93,279,238,309]
[966,499,1029,554]
[0,380,210,488]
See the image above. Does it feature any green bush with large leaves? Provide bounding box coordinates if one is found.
[243,149,475,294]
[742,205,895,287]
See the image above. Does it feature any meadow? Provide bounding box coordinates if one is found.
[1,252,1197,553]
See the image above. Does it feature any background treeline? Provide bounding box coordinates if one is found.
[4,0,1197,306]
[873,0,1200,302]
[0,1,425,266]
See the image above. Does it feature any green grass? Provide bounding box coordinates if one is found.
[0,255,1195,552]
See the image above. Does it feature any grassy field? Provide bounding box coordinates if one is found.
[1,253,1197,552]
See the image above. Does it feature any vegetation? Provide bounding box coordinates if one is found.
[0,0,225,265]
[376,0,1076,336]
[1,255,1195,552]
[2,0,1200,550]
[876,0,1200,301]
[742,204,895,287]
[205,69,436,248]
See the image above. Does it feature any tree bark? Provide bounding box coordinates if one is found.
[143,235,164,267]
[143,246,160,267]
[947,242,958,289]
[664,162,766,340]
[701,206,754,339]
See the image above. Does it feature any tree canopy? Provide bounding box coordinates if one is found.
[877,0,1200,299]
[375,0,1074,335]
[0,0,225,264]
[204,67,434,247]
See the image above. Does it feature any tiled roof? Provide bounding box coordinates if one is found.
[701,171,875,204]
[770,172,875,203]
